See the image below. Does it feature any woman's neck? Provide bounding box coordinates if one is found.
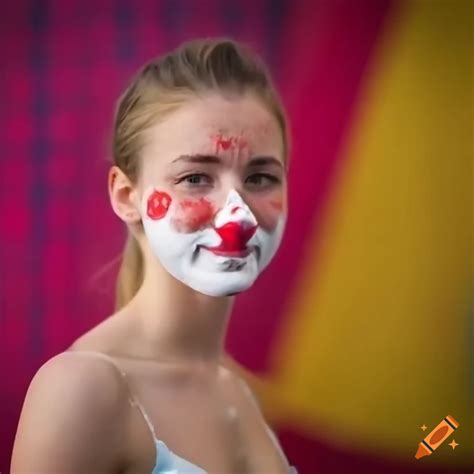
[123,258,235,367]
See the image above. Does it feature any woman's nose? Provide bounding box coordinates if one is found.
[224,189,246,210]
[214,190,256,226]
[212,189,258,245]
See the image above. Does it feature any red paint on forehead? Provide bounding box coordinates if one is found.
[172,197,215,233]
[147,190,172,220]
[218,138,232,150]
[212,133,249,154]
[235,136,248,151]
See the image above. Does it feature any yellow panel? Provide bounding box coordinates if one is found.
[263,0,473,464]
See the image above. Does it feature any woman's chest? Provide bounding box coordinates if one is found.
[127,368,290,474]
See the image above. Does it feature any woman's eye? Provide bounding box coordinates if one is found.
[245,173,280,188]
[177,174,213,186]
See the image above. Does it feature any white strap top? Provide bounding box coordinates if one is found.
[80,350,297,474]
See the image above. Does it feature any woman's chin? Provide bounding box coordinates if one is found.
[182,269,258,297]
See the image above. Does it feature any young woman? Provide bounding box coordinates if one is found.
[11,38,296,474]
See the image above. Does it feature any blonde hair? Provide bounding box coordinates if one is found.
[111,38,289,311]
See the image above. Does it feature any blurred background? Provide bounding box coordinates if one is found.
[0,0,472,473]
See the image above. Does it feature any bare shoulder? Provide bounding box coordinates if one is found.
[11,351,131,473]
[32,350,129,408]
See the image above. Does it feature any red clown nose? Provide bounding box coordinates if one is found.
[213,222,257,251]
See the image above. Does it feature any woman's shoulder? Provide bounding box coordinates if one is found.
[35,350,128,395]
[23,350,132,430]
[11,351,132,472]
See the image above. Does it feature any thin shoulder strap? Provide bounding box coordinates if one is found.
[81,350,158,441]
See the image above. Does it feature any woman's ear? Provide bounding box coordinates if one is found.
[108,166,142,223]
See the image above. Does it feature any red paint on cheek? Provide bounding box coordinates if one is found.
[248,197,286,232]
[147,190,172,220]
[269,200,283,212]
[172,198,215,232]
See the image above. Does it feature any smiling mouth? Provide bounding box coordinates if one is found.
[198,245,260,260]
[201,247,253,258]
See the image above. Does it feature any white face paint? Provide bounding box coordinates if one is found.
[141,187,286,297]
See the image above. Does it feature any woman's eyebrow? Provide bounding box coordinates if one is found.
[171,154,221,164]
[247,156,283,168]
[170,154,283,168]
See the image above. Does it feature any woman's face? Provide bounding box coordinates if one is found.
[136,92,287,296]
